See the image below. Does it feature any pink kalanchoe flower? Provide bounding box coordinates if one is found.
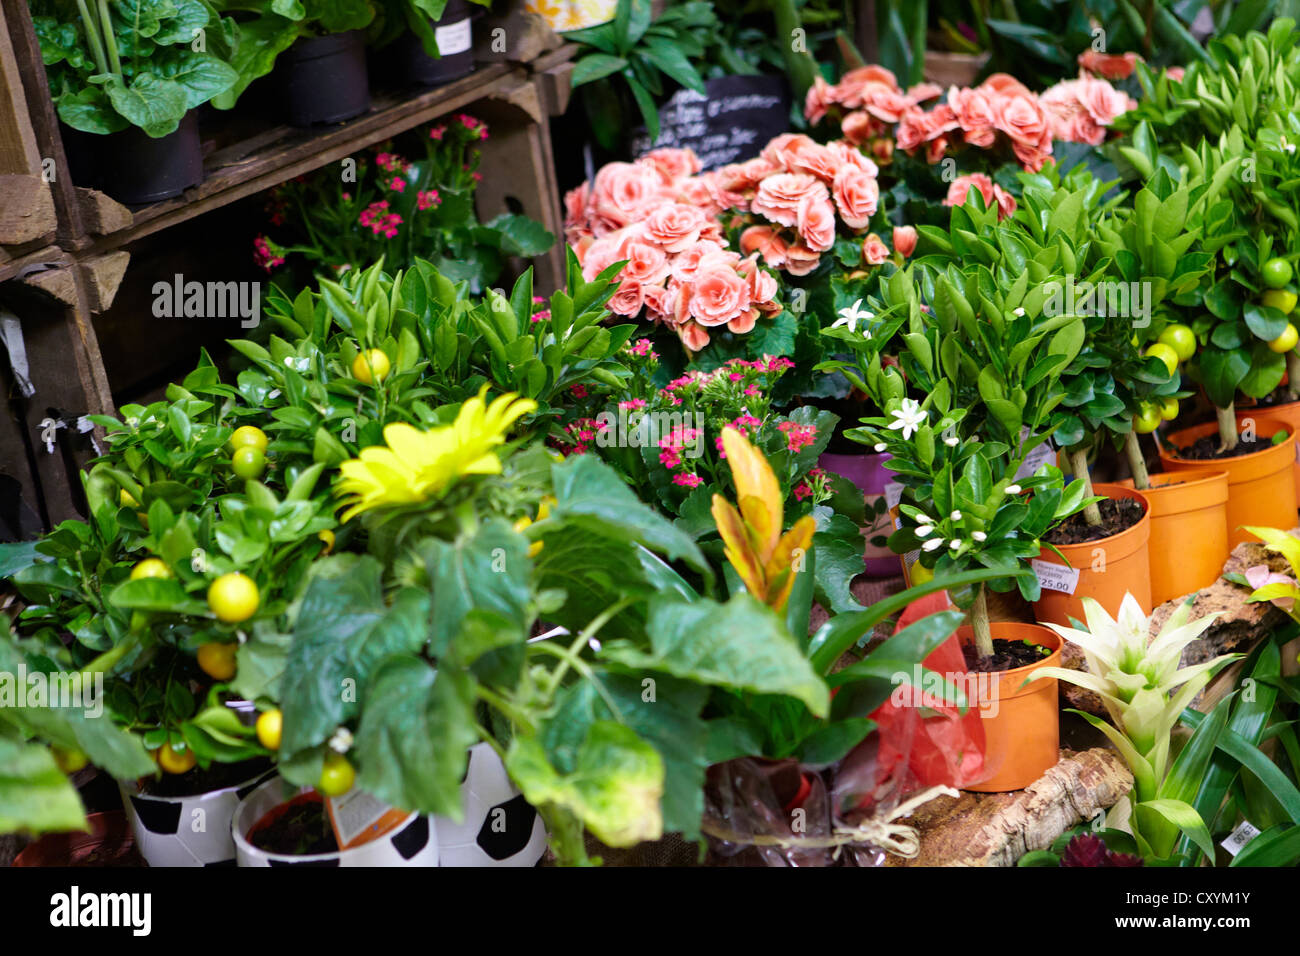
[660,448,682,469]
[793,481,812,501]
[630,338,656,357]
[779,420,818,451]
[673,473,703,488]
[252,236,285,271]
[390,177,407,193]
[430,125,446,140]
[744,386,760,397]
[570,385,588,398]
[417,189,440,210]
[619,399,647,410]
[1245,565,1298,612]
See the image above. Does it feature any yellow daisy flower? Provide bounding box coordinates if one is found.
[336,386,536,520]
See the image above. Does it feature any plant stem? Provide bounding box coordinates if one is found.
[1069,444,1103,526]
[770,0,817,97]
[1216,403,1238,453]
[75,0,108,75]
[544,597,634,698]
[539,804,596,866]
[1287,351,1300,402]
[97,0,122,78]
[82,632,138,675]
[1123,431,1151,491]
[971,584,994,659]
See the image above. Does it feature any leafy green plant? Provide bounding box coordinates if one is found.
[369,0,490,60]
[31,0,239,136]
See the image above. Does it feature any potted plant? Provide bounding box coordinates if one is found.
[30,0,238,202]
[371,0,489,87]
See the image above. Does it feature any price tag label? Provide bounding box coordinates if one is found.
[1031,558,1080,595]
[1220,820,1261,857]
[326,789,409,850]
[435,18,473,55]
[1016,430,1056,480]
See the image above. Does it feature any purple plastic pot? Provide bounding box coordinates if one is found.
[818,450,898,577]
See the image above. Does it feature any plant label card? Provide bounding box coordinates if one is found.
[435,18,473,56]
[884,481,904,509]
[629,76,791,171]
[1220,820,1261,857]
[326,790,409,850]
[1031,558,1080,595]
[1015,429,1056,480]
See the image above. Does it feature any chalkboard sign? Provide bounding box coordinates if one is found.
[629,75,791,172]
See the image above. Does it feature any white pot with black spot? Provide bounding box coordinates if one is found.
[120,763,278,867]
[434,742,548,866]
[232,777,440,867]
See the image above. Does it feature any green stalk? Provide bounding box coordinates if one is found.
[1069,444,1104,526]
[81,632,138,675]
[539,804,596,866]
[75,0,109,76]
[1123,431,1151,491]
[97,0,122,79]
[970,584,994,659]
[1216,403,1239,453]
[770,0,817,98]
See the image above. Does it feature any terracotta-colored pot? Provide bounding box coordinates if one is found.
[12,811,141,866]
[1031,483,1152,627]
[1116,470,1230,606]
[955,622,1061,792]
[1158,415,1299,547]
[1236,400,1300,504]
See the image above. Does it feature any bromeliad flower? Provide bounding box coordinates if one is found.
[832,298,874,334]
[335,386,536,520]
[887,398,926,440]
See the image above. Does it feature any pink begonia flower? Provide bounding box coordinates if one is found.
[1245,565,1298,612]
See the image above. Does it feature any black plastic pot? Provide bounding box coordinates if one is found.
[280,29,371,127]
[393,0,478,87]
[61,110,202,205]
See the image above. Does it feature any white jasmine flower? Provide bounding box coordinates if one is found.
[1013,307,1026,317]
[916,525,934,537]
[329,727,354,753]
[887,398,927,440]
[833,298,874,333]
[949,539,961,549]
[972,531,987,542]
[874,443,888,452]
[944,435,959,446]
[1005,484,1022,495]
[950,510,962,521]
[921,538,945,552]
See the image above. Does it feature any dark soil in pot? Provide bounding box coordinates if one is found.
[248,791,339,855]
[1044,496,1145,545]
[1176,432,1285,460]
[961,637,1053,673]
[140,757,270,798]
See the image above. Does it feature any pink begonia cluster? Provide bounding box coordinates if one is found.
[565,148,783,352]
[805,64,1134,175]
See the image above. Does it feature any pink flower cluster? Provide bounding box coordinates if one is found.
[253,236,285,272]
[417,189,441,211]
[561,416,605,455]
[778,420,818,452]
[658,426,701,469]
[807,64,1134,173]
[566,148,783,351]
[1038,73,1138,148]
[794,467,827,502]
[359,201,402,238]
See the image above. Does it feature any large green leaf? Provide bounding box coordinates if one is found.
[506,722,664,847]
[153,50,238,109]
[105,73,189,138]
[354,657,478,818]
[0,737,87,836]
[603,594,830,717]
[279,557,429,754]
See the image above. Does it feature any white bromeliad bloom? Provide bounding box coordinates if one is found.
[887,399,926,440]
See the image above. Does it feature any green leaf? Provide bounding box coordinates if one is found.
[640,37,706,93]
[1137,798,1216,862]
[0,738,87,836]
[105,73,189,137]
[571,53,629,86]
[354,657,478,818]
[603,594,830,717]
[506,722,664,847]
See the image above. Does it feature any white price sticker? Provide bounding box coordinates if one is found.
[1016,428,1056,480]
[884,481,904,509]
[435,18,473,55]
[1220,820,1261,857]
[1031,558,1080,595]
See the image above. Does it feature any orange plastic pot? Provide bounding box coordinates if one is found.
[1158,416,1299,547]
[1116,470,1229,606]
[1031,483,1152,627]
[1235,401,1300,504]
[955,622,1061,792]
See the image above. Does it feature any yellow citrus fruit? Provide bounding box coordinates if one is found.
[256,709,283,751]
[1145,343,1180,376]
[230,425,268,454]
[909,561,934,585]
[197,642,238,681]
[231,446,266,480]
[318,753,355,797]
[52,746,87,774]
[1134,403,1162,434]
[1160,398,1180,421]
[156,743,196,775]
[351,349,391,384]
[130,558,171,580]
[1157,323,1197,362]
[318,529,335,554]
[1263,289,1298,316]
[1268,323,1299,353]
[208,573,259,623]
[119,488,139,508]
